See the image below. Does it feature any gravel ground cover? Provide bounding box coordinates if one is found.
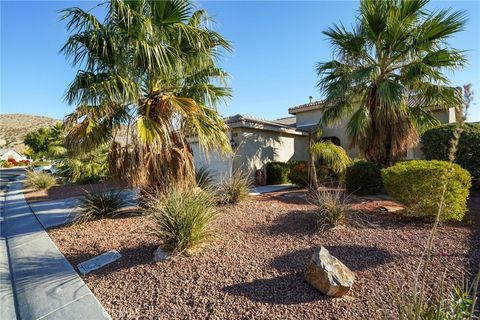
[49,190,480,319]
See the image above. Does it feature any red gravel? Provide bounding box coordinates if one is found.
[49,190,480,319]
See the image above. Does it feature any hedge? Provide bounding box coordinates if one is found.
[288,160,308,186]
[382,160,471,221]
[345,160,383,195]
[265,161,290,185]
[421,123,480,178]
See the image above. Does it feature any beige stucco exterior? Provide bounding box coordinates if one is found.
[190,116,308,181]
[191,102,458,182]
[232,127,308,174]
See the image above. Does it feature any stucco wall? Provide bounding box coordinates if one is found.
[232,128,308,174]
[295,107,457,160]
[295,109,360,158]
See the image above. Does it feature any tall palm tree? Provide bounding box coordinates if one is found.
[61,0,232,191]
[317,0,467,166]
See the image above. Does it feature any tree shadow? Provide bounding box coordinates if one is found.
[222,273,327,305]
[265,210,318,237]
[270,245,393,274]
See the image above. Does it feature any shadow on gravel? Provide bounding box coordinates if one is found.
[223,273,327,304]
[271,245,393,273]
[266,210,318,236]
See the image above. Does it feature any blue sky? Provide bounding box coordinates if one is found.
[1,0,480,122]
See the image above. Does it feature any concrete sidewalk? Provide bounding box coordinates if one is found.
[1,175,111,320]
[249,184,297,196]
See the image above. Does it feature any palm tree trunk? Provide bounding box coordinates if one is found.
[307,131,318,190]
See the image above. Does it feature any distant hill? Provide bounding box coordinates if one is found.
[0,114,60,154]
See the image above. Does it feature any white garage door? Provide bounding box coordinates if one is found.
[191,142,232,182]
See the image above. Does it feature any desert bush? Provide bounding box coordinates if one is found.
[216,170,252,204]
[265,161,290,184]
[421,123,480,179]
[146,187,216,254]
[26,171,56,190]
[77,191,128,223]
[288,160,309,186]
[58,147,109,183]
[392,271,479,320]
[311,189,349,230]
[195,166,215,189]
[345,160,383,195]
[382,160,471,221]
[1,160,14,168]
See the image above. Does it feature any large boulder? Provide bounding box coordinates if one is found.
[305,246,354,297]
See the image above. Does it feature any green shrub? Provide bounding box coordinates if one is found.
[265,161,290,184]
[345,160,383,195]
[26,172,56,190]
[77,191,128,223]
[382,160,471,221]
[146,187,216,254]
[58,147,110,183]
[195,166,214,189]
[287,160,308,186]
[421,123,480,178]
[1,160,14,168]
[216,170,252,204]
[311,141,351,180]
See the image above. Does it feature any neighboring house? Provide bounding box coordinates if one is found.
[0,149,28,162]
[191,101,458,181]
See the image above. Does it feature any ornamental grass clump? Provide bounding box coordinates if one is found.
[146,186,216,254]
[311,189,349,231]
[195,166,215,190]
[77,190,128,223]
[26,171,56,190]
[216,170,252,204]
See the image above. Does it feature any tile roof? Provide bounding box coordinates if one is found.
[288,100,325,114]
[224,114,295,129]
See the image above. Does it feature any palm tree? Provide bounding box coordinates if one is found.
[317,0,467,166]
[61,0,232,191]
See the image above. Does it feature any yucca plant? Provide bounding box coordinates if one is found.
[76,190,128,223]
[145,186,216,254]
[26,171,56,190]
[216,170,252,204]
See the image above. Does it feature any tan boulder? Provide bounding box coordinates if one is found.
[305,246,354,297]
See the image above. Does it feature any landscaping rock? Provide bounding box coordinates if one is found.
[153,247,169,262]
[305,246,354,297]
[380,205,405,213]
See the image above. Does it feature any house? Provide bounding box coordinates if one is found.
[190,101,458,181]
[0,149,28,162]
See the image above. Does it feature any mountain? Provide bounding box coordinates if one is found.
[0,114,60,154]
